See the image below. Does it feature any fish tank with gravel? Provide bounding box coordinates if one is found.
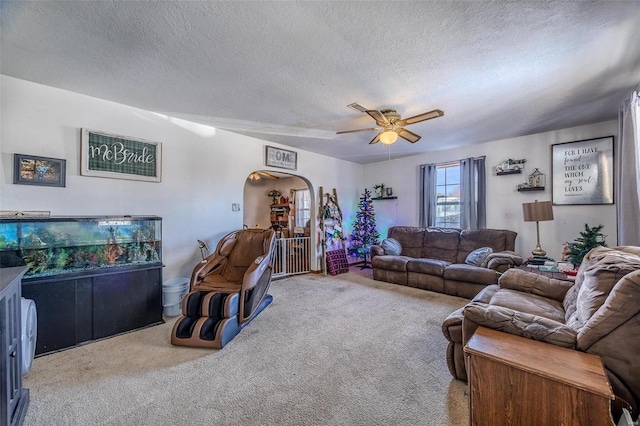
[0,216,162,278]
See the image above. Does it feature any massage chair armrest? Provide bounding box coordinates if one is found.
[484,251,524,272]
[498,268,574,302]
[462,302,577,348]
[190,253,227,288]
[242,253,273,289]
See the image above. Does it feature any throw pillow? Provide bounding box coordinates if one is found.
[465,247,493,266]
[381,238,402,256]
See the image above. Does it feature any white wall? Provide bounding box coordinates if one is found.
[0,76,364,277]
[364,121,619,260]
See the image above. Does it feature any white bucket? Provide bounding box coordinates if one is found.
[21,298,37,375]
[162,278,189,317]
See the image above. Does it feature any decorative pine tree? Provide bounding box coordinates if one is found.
[567,223,607,266]
[348,188,380,269]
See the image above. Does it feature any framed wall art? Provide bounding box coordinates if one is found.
[13,154,66,187]
[81,128,162,182]
[551,136,614,205]
[265,145,297,170]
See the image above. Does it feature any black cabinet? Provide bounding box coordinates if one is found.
[22,265,163,356]
[1,267,29,426]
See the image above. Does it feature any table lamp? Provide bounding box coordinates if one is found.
[522,200,554,257]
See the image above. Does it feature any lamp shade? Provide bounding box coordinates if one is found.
[522,200,554,222]
[379,130,398,145]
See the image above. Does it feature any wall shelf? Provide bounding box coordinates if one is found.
[517,187,545,192]
[497,169,522,175]
[372,196,398,200]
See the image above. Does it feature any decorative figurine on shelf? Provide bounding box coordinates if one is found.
[496,158,526,173]
[528,168,546,188]
[373,184,385,198]
[267,189,281,204]
[386,187,393,197]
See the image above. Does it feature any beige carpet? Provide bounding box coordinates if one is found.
[23,270,469,425]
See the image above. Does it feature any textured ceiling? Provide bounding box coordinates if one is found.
[2,1,639,164]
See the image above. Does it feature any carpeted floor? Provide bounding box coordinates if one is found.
[23,269,469,425]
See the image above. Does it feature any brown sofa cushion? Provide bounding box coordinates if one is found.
[499,268,573,302]
[443,263,498,285]
[421,227,460,263]
[388,226,426,258]
[489,288,566,323]
[371,255,412,272]
[576,250,640,322]
[565,248,640,332]
[407,258,451,276]
[463,302,577,348]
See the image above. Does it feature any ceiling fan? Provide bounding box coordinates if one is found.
[248,171,280,181]
[337,102,444,145]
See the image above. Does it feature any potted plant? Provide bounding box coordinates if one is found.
[567,223,607,266]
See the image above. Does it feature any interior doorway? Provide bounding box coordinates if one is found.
[243,170,316,276]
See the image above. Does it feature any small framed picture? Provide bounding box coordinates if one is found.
[13,154,66,187]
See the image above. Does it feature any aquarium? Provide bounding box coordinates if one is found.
[0,216,162,278]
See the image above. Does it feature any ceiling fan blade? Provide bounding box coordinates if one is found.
[259,171,280,180]
[397,128,421,143]
[369,133,381,144]
[336,127,380,135]
[397,109,444,126]
[366,110,390,126]
[347,102,369,113]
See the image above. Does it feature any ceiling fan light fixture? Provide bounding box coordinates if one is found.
[379,130,398,145]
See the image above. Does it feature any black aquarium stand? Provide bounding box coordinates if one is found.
[22,263,163,356]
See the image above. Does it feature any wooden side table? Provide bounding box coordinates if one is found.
[464,327,615,426]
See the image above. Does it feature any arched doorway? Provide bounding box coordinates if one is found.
[243,170,317,276]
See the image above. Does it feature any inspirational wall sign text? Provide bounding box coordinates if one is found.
[81,129,162,182]
[552,136,613,205]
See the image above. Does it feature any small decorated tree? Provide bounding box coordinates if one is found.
[348,189,380,268]
[567,223,607,266]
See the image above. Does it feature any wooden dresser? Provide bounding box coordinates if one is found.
[464,327,615,426]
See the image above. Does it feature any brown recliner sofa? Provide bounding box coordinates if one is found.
[371,226,522,299]
[443,246,640,419]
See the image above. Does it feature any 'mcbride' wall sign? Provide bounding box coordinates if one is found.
[552,136,613,205]
[81,129,162,182]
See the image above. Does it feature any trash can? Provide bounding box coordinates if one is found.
[162,278,189,317]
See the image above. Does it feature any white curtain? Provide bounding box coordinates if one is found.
[294,189,310,227]
[616,90,640,245]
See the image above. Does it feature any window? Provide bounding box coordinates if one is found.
[420,157,485,229]
[294,189,311,227]
[435,163,461,228]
